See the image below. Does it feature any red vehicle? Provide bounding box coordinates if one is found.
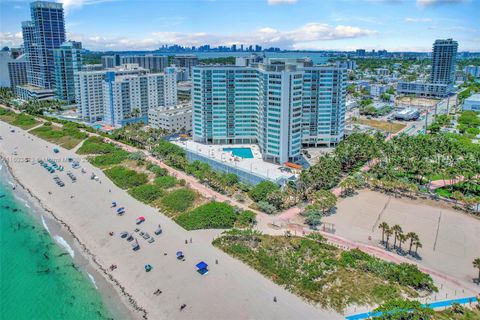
[136,216,145,225]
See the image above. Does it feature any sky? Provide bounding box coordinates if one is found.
[0,0,479,52]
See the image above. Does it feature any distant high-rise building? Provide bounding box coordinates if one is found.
[120,55,168,72]
[101,54,121,69]
[173,55,198,79]
[23,1,66,89]
[53,41,83,103]
[8,54,29,90]
[430,38,458,88]
[192,59,346,164]
[464,65,480,78]
[356,49,366,57]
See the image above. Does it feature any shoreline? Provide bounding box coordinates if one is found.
[0,157,146,320]
[0,120,337,319]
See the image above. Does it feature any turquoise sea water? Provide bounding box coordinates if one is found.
[0,165,112,320]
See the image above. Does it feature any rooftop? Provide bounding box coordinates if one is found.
[465,93,480,102]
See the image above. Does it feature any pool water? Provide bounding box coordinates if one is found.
[223,147,254,159]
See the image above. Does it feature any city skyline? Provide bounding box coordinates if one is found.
[1,0,479,52]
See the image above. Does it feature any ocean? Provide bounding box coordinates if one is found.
[0,162,113,320]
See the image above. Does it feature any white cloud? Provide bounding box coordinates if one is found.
[0,32,23,48]
[416,0,466,7]
[404,17,432,23]
[58,0,118,13]
[67,23,375,51]
[267,0,298,5]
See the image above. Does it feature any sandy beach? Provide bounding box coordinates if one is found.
[0,121,341,319]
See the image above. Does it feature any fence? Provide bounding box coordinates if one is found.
[184,149,281,186]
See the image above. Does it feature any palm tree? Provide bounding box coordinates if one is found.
[378,222,389,244]
[473,258,480,281]
[414,240,422,256]
[406,232,419,255]
[398,233,407,252]
[385,228,393,249]
[392,224,403,249]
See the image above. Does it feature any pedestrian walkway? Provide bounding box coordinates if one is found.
[345,296,478,320]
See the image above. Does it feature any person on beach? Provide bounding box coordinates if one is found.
[180,304,187,311]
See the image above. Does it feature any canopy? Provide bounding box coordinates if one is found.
[137,216,145,221]
[284,162,302,170]
[196,261,208,270]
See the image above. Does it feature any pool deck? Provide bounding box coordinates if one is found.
[171,139,297,182]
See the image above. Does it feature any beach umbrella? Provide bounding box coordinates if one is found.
[176,251,184,259]
[111,201,117,207]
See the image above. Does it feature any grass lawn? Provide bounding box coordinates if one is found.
[213,230,436,312]
[358,119,406,133]
[30,123,87,149]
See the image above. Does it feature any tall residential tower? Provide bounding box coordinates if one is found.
[430,38,458,89]
[53,41,83,103]
[192,59,346,164]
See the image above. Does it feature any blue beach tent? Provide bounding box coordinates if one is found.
[196,261,208,275]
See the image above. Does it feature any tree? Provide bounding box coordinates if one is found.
[249,181,279,203]
[339,176,359,196]
[302,204,323,229]
[308,190,337,214]
[473,258,480,281]
[392,224,403,249]
[374,298,434,319]
[406,232,419,255]
[397,233,407,252]
[414,240,422,256]
[379,222,389,244]
[385,228,393,249]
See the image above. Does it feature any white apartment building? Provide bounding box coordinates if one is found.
[103,67,177,126]
[370,84,387,97]
[148,104,192,132]
[76,64,148,122]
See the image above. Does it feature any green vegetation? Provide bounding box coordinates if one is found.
[89,149,130,167]
[160,188,197,214]
[76,136,118,154]
[360,104,392,117]
[213,230,436,312]
[249,181,279,202]
[146,164,169,177]
[104,166,148,189]
[30,122,87,149]
[153,141,242,195]
[428,114,451,133]
[128,184,165,204]
[235,210,256,228]
[110,123,168,149]
[82,52,102,65]
[175,202,236,230]
[0,108,39,129]
[457,110,480,134]
[154,175,178,189]
[374,298,434,319]
[200,57,235,65]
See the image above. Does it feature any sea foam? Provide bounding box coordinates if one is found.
[41,215,50,234]
[88,273,98,290]
[54,235,75,258]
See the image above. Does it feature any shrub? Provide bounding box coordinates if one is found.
[154,175,178,189]
[11,113,37,128]
[128,151,146,160]
[175,202,237,230]
[89,149,129,167]
[249,181,279,202]
[147,164,168,177]
[77,136,117,154]
[152,140,185,159]
[235,210,256,228]
[128,184,164,203]
[160,188,196,212]
[104,166,148,189]
[257,201,277,214]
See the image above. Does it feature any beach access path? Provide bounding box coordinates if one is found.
[0,121,341,320]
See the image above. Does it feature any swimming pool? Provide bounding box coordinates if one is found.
[223,147,254,159]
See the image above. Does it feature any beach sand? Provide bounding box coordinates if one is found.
[0,121,341,320]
